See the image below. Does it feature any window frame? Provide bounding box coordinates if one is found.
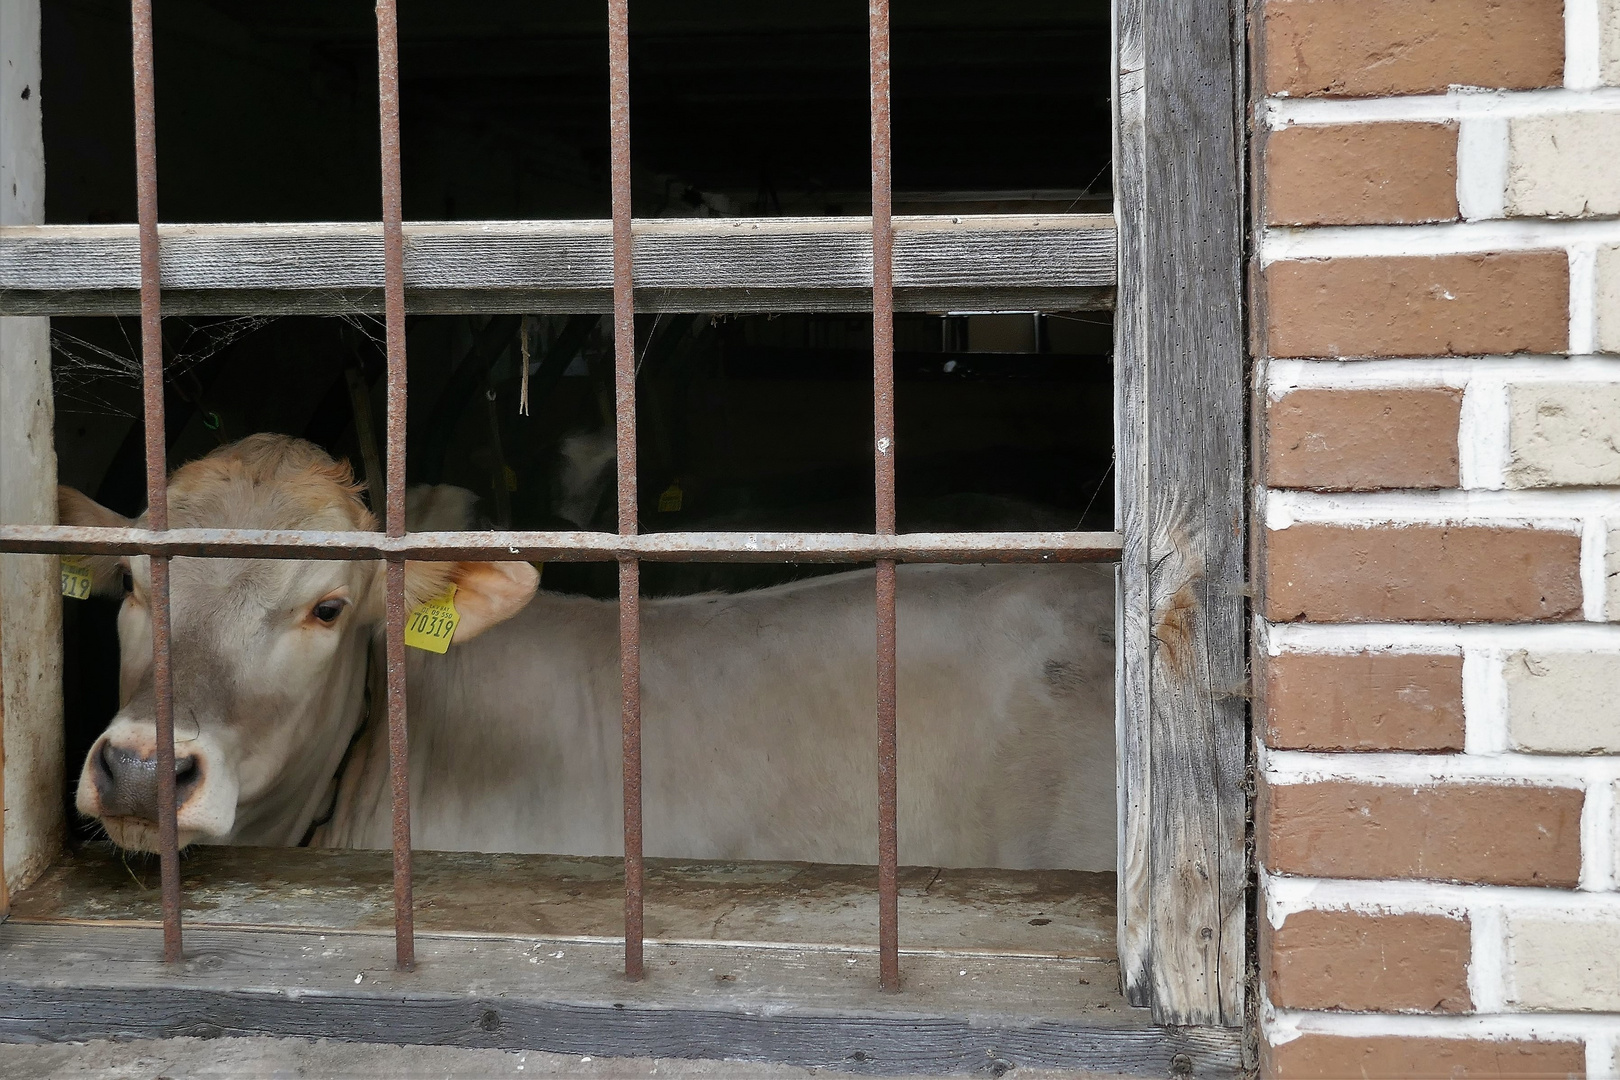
[0,0,1248,1045]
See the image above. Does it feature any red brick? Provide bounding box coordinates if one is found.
[1264,253,1570,359]
[1265,909,1472,1012]
[1265,651,1465,751]
[1261,779,1584,887]
[1267,388,1462,490]
[1266,123,1460,226]
[1263,0,1566,98]
[1264,524,1585,623]
[1265,1034,1586,1079]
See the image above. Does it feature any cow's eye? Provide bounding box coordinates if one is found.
[312,598,348,625]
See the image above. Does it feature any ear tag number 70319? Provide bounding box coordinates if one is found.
[404,584,461,654]
[61,557,94,601]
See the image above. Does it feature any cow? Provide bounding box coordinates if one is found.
[63,434,1116,870]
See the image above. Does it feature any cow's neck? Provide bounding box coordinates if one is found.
[387,590,624,854]
[228,630,373,846]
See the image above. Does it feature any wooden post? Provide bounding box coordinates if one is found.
[1114,0,1249,1028]
[0,0,64,908]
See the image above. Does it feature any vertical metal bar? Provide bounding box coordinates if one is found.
[375,0,415,972]
[606,0,644,982]
[874,559,899,991]
[869,2,896,539]
[868,0,900,993]
[383,557,413,968]
[617,558,643,979]
[130,0,183,966]
[607,0,645,984]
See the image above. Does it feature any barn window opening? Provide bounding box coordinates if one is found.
[1,0,1247,1070]
[51,305,1119,848]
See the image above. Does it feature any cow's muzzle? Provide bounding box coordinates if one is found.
[91,741,204,821]
[77,720,236,851]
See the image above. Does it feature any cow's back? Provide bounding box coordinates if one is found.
[329,563,1115,870]
[638,563,1114,869]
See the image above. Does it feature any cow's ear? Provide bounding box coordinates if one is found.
[402,560,538,645]
[57,487,134,595]
[446,562,539,643]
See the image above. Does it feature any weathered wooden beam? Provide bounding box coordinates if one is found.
[1113,0,1154,1014]
[0,215,1116,316]
[1114,0,1248,1030]
[0,524,1124,564]
[0,923,1244,1076]
[0,0,63,918]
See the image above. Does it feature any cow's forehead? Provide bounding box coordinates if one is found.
[135,436,378,610]
[164,434,375,534]
[120,436,387,628]
[165,556,364,607]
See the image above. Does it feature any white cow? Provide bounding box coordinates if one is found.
[65,435,1116,870]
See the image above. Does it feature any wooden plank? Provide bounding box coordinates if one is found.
[0,923,1244,1076]
[0,524,1124,564]
[0,215,1116,316]
[0,0,62,913]
[1112,0,1154,1013]
[10,846,1118,960]
[1137,0,1249,1029]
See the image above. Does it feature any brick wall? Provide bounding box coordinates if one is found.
[1254,0,1620,1075]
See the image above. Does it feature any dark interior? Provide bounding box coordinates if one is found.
[44,0,1116,839]
[46,0,1112,223]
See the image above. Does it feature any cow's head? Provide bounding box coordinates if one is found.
[63,434,537,852]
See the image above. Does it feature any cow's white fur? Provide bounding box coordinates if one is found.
[319,562,1116,869]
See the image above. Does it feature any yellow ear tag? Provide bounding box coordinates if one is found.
[404,585,461,654]
[61,557,94,601]
[657,483,683,513]
[503,465,519,492]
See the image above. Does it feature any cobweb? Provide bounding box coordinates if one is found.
[334,311,386,350]
[51,315,281,417]
[49,310,393,418]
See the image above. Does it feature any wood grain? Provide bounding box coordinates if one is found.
[1114,0,1249,1029]
[0,216,1116,316]
[1112,0,1154,1014]
[1142,0,1248,1029]
[0,923,1243,1076]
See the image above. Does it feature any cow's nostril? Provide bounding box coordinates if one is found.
[94,740,119,788]
[91,742,199,820]
[174,754,202,802]
[92,741,158,819]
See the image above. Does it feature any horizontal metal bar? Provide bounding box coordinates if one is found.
[0,525,1122,564]
[0,215,1116,316]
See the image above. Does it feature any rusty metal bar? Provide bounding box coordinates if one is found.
[869,0,900,994]
[0,525,1124,563]
[130,0,182,966]
[607,0,644,983]
[875,559,899,990]
[383,557,414,967]
[375,0,415,972]
[617,560,643,980]
[870,16,895,541]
